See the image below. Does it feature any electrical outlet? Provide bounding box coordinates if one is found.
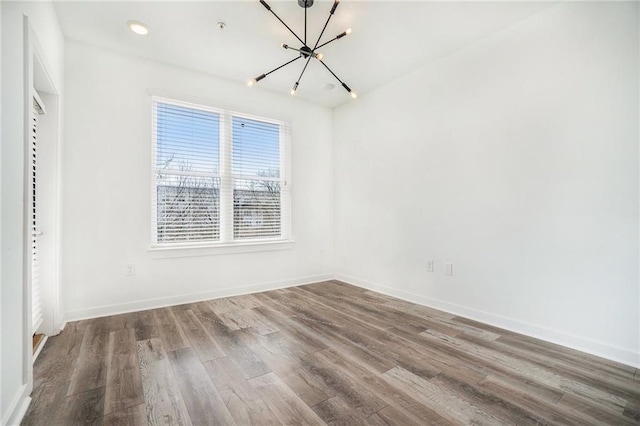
[126,264,136,276]
[444,263,453,276]
[426,259,434,273]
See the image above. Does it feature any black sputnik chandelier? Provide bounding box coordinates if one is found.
[248,0,357,99]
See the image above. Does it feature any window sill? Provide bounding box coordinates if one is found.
[149,239,294,259]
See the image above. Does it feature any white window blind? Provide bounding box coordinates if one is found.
[232,116,284,240]
[31,97,45,334]
[152,97,291,247]
[152,100,221,243]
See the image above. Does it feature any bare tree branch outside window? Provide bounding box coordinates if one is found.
[157,157,220,243]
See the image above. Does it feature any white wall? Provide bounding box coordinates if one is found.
[334,2,639,366]
[1,1,64,424]
[62,41,334,320]
[1,2,4,420]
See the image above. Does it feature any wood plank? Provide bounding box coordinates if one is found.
[251,293,330,355]
[104,404,148,426]
[248,372,325,425]
[28,377,105,426]
[461,333,640,403]
[263,289,397,373]
[477,370,564,405]
[219,307,279,335]
[302,346,453,424]
[204,356,280,425]
[60,387,106,426]
[167,347,236,425]
[193,302,272,379]
[237,329,334,406]
[305,284,503,342]
[22,382,68,426]
[32,321,87,391]
[312,395,370,425]
[253,289,307,316]
[174,308,226,362]
[303,281,383,304]
[366,404,446,426]
[387,325,516,385]
[302,349,389,418]
[153,307,190,352]
[478,374,597,426]
[429,373,548,425]
[208,294,261,314]
[299,284,492,340]
[67,322,110,396]
[623,399,640,422]
[275,303,451,384]
[558,391,638,425]
[137,338,192,426]
[134,309,160,341]
[91,313,136,335]
[420,328,628,413]
[105,328,144,415]
[383,366,511,425]
[496,332,636,378]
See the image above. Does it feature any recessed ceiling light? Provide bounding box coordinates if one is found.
[128,21,149,35]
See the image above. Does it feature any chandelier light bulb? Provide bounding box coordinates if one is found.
[315,53,324,60]
[350,91,358,99]
[247,79,256,86]
[291,82,299,95]
[346,28,352,35]
[128,21,149,35]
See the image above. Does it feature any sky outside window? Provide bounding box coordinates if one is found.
[232,116,280,178]
[156,103,220,174]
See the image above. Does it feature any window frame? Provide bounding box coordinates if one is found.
[150,96,292,252]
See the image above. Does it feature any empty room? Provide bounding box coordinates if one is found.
[1,0,639,425]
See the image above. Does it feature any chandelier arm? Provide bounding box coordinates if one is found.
[316,35,340,50]
[305,4,307,45]
[318,59,344,84]
[282,44,316,57]
[318,59,353,93]
[262,55,303,79]
[259,0,305,46]
[296,56,313,85]
[312,0,340,50]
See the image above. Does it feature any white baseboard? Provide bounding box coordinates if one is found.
[54,321,66,336]
[3,384,31,426]
[64,274,333,323]
[336,274,640,369]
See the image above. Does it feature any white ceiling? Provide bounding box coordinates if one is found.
[54,1,556,108]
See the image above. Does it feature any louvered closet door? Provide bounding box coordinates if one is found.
[31,101,43,334]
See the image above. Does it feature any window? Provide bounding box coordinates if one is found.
[151,97,291,248]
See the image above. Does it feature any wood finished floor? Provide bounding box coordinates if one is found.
[23,280,640,425]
